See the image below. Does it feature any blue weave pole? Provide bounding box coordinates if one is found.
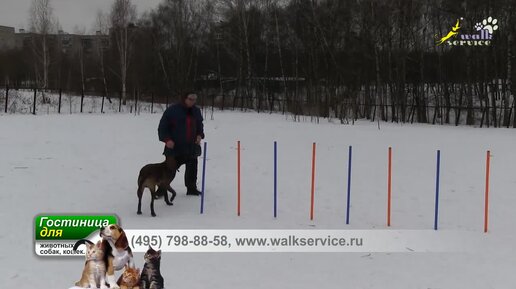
[346,146,352,224]
[200,142,207,214]
[434,150,441,230]
[274,141,278,218]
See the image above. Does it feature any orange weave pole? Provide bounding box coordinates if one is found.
[387,147,392,227]
[237,140,241,216]
[484,150,491,233]
[310,142,316,220]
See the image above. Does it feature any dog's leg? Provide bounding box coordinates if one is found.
[160,186,173,206]
[163,167,177,205]
[106,274,119,289]
[165,184,176,205]
[154,186,165,199]
[137,185,144,215]
[149,187,157,217]
[106,257,119,289]
[128,256,135,268]
[99,274,108,289]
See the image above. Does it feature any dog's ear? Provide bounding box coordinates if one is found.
[115,229,129,249]
[101,239,109,250]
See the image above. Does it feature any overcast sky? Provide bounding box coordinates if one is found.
[0,0,162,33]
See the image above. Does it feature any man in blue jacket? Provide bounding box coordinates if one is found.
[157,91,204,196]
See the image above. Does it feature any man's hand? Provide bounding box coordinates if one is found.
[195,135,202,145]
[166,140,175,149]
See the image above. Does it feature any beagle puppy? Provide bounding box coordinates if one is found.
[100,224,134,289]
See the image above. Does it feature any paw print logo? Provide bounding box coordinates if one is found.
[475,16,499,34]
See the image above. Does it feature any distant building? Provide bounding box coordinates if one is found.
[0,25,110,55]
[0,25,18,50]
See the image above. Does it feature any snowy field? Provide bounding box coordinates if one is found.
[1,106,516,288]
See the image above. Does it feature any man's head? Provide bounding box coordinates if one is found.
[182,91,198,108]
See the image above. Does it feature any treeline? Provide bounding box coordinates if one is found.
[0,0,515,127]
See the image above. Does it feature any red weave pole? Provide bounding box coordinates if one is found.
[237,140,241,216]
[387,147,392,227]
[484,150,491,233]
[310,142,316,220]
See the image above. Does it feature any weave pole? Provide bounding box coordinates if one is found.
[484,150,491,233]
[387,147,392,227]
[200,142,207,214]
[434,150,441,230]
[346,146,352,224]
[274,141,278,218]
[310,142,316,220]
[237,140,241,216]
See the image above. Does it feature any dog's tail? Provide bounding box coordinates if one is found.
[137,170,144,188]
[138,166,148,187]
[138,178,146,194]
[73,239,94,251]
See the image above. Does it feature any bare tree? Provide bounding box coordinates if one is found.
[74,26,87,96]
[110,0,137,104]
[95,10,111,101]
[0,0,509,127]
[151,0,210,94]
[29,0,58,89]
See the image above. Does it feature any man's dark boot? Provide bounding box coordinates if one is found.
[186,187,202,196]
[184,157,199,195]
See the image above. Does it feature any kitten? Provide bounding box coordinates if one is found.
[140,247,164,289]
[117,265,141,289]
[75,240,108,289]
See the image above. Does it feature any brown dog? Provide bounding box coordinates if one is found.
[137,161,176,217]
[100,224,134,289]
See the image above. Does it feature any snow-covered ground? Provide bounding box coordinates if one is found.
[1,105,516,288]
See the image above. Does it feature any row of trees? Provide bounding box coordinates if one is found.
[0,0,515,126]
